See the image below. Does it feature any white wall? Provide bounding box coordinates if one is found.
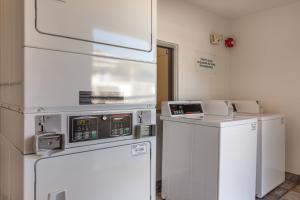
[158,0,231,100]
[156,0,232,181]
[230,1,300,174]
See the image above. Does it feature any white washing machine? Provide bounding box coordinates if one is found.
[0,109,157,200]
[202,100,286,198]
[160,101,258,200]
[231,100,286,198]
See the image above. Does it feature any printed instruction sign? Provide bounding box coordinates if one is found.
[197,57,216,69]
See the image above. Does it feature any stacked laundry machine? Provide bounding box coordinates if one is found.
[0,0,157,200]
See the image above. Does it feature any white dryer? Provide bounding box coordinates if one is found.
[1,0,157,113]
[161,101,258,200]
[231,100,286,198]
[25,0,156,62]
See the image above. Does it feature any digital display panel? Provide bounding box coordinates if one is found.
[70,117,98,143]
[77,119,89,126]
[69,114,133,143]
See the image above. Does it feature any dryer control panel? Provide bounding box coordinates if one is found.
[69,114,132,143]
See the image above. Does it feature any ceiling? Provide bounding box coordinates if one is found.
[183,0,299,19]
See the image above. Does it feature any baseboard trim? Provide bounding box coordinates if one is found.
[286,172,300,183]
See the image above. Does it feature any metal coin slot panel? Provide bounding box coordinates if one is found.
[34,133,65,156]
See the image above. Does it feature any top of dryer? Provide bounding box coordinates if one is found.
[25,0,157,63]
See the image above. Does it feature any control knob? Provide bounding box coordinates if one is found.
[102,116,108,120]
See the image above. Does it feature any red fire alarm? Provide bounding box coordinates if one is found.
[225,38,234,48]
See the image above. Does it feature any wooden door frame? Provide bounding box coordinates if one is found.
[157,40,179,101]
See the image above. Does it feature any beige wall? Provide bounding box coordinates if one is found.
[158,0,300,175]
[158,0,231,100]
[230,1,300,174]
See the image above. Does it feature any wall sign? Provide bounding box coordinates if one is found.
[197,58,216,69]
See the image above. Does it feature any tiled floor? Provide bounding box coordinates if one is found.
[156,194,163,200]
[156,173,300,200]
[258,173,300,200]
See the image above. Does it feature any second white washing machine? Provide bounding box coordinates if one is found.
[231,100,286,198]
[202,100,286,198]
[161,101,258,200]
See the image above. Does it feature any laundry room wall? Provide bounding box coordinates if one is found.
[230,1,300,175]
[156,0,231,183]
[157,0,231,100]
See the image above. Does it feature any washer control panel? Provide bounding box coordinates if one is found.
[69,114,132,143]
[170,103,203,116]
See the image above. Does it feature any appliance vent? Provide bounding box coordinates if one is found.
[79,91,124,105]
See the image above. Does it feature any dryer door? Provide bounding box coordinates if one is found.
[35,0,152,52]
[35,143,151,200]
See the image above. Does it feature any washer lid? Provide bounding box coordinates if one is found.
[235,113,284,121]
[35,0,153,51]
[160,115,258,128]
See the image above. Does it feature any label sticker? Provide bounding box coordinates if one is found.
[131,143,147,156]
[251,123,257,131]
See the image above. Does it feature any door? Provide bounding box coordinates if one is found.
[156,46,174,186]
[156,46,173,111]
[35,0,152,52]
[35,143,151,200]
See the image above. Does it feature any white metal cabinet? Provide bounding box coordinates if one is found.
[35,143,152,200]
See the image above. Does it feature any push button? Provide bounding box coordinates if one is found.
[84,132,90,139]
[124,128,130,135]
[91,131,97,139]
[76,132,83,140]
